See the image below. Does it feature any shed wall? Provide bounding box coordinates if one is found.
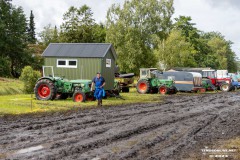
[44,57,101,79]
[44,56,115,90]
[101,50,115,90]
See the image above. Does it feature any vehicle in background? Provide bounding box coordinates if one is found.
[162,71,205,92]
[136,68,177,95]
[115,73,135,93]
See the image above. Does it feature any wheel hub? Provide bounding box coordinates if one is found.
[38,85,50,98]
[75,93,83,102]
[139,83,147,91]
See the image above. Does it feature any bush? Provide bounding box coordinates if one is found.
[19,66,41,93]
[0,57,11,77]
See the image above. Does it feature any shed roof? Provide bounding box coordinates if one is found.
[42,43,117,59]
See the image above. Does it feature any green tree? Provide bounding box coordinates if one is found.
[52,25,59,43]
[60,5,105,43]
[0,57,11,77]
[27,10,36,43]
[155,30,197,70]
[28,44,44,70]
[106,0,174,74]
[203,32,238,72]
[39,24,59,46]
[19,66,41,93]
[92,23,106,43]
[173,16,209,66]
[0,0,32,77]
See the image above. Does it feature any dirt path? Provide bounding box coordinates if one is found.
[0,92,240,160]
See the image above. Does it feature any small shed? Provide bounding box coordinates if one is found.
[42,43,117,90]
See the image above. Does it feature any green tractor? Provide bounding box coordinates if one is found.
[136,68,177,94]
[34,66,94,102]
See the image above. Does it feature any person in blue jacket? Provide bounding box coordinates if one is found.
[91,72,106,106]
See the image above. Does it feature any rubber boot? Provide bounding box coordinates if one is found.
[97,99,100,106]
[100,99,102,106]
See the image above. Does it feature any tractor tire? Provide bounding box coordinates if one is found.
[136,80,150,94]
[220,83,230,92]
[159,86,169,95]
[72,91,86,102]
[55,93,68,100]
[34,79,56,100]
[86,92,96,101]
[169,86,177,94]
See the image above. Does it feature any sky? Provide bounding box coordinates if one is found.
[12,0,240,58]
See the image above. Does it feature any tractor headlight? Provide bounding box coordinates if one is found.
[81,84,85,87]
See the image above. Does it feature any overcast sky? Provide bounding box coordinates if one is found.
[12,0,240,58]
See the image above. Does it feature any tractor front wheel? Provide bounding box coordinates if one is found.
[73,91,86,102]
[220,83,230,92]
[159,86,169,95]
[136,80,150,94]
[34,79,56,100]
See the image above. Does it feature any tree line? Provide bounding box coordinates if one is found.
[0,0,238,78]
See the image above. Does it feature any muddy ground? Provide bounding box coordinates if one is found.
[0,92,240,160]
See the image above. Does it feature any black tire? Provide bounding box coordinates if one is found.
[86,92,96,101]
[136,80,150,94]
[220,83,230,92]
[72,91,86,102]
[34,79,56,100]
[122,87,130,93]
[55,93,68,100]
[169,86,177,94]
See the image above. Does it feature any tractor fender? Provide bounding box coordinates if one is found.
[36,77,55,83]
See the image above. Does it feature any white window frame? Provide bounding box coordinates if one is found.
[106,59,111,68]
[57,59,78,68]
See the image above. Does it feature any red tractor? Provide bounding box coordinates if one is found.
[202,70,232,92]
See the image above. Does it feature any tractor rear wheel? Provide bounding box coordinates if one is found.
[136,80,150,94]
[169,86,177,94]
[34,79,56,100]
[86,92,96,101]
[73,91,86,102]
[220,83,230,92]
[159,86,169,95]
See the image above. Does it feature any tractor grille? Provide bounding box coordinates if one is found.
[193,77,202,87]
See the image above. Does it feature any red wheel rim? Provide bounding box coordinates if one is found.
[159,87,166,94]
[38,84,50,98]
[75,93,83,102]
[139,83,147,92]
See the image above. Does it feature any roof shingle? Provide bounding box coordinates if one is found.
[42,43,117,59]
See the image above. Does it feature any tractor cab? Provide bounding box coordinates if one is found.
[202,70,217,85]
[140,68,159,79]
[202,69,232,91]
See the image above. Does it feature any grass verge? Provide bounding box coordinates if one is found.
[0,88,163,115]
[0,77,24,95]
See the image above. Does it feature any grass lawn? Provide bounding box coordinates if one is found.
[0,88,164,115]
[0,77,24,95]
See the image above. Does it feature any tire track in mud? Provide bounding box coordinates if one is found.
[1,92,240,159]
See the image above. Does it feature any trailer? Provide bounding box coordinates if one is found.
[161,71,204,92]
[115,73,135,93]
